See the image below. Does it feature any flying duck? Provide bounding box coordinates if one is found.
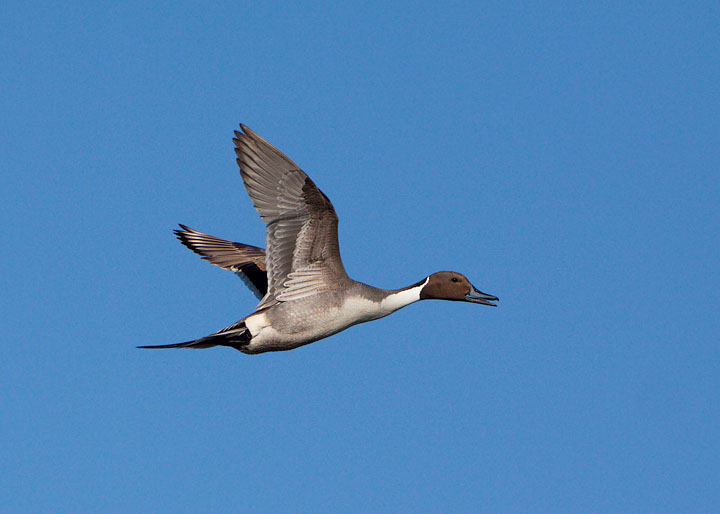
[140,125,498,354]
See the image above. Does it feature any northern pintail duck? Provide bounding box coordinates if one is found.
[140,125,498,354]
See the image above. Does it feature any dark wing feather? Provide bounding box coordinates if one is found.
[174,224,267,299]
[233,125,349,310]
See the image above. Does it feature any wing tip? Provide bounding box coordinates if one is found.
[235,123,254,140]
[235,123,267,147]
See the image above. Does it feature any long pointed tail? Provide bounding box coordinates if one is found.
[138,323,251,353]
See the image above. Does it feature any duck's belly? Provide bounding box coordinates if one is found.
[242,296,384,353]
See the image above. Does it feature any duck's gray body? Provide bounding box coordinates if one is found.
[242,281,424,353]
[140,125,497,355]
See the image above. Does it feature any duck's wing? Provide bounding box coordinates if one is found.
[233,125,349,310]
[174,224,267,299]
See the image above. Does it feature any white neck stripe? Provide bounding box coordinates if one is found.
[379,277,429,314]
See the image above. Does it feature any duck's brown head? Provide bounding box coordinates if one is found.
[420,271,498,306]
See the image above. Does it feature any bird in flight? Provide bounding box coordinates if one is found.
[140,125,498,354]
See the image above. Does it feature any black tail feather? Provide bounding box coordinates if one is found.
[137,339,219,350]
[138,324,251,353]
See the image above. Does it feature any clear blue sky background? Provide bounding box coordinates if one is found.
[2,2,718,512]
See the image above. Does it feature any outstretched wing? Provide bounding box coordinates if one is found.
[233,125,349,310]
[174,224,267,299]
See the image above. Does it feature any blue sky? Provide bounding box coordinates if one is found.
[2,1,718,512]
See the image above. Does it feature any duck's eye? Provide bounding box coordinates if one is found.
[451,277,459,283]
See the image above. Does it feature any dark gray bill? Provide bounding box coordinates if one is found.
[465,284,499,306]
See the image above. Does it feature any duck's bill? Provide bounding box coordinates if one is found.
[465,285,499,306]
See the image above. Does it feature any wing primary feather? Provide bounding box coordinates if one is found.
[174,225,268,298]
